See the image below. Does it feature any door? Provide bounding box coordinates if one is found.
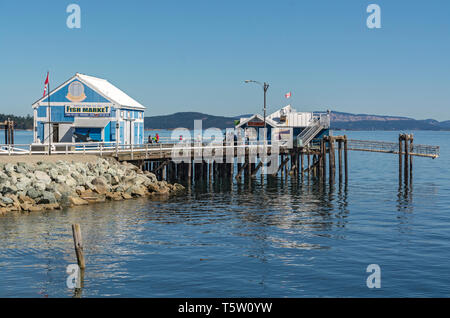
[125,120,130,144]
[52,124,59,143]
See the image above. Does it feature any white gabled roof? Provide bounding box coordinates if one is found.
[236,113,278,128]
[77,73,145,109]
[32,73,146,110]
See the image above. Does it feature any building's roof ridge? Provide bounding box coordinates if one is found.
[76,73,145,109]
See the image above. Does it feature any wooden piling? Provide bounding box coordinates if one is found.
[328,137,335,182]
[404,134,409,184]
[300,151,304,178]
[307,150,311,179]
[344,135,348,182]
[338,140,343,183]
[409,134,413,182]
[71,224,85,269]
[399,134,403,182]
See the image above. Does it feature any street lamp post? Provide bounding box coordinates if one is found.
[244,79,269,132]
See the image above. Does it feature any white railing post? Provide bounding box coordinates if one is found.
[29,144,32,156]
[8,145,11,156]
[100,144,103,157]
[83,144,86,155]
[131,144,134,160]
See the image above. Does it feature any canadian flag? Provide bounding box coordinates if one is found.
[285,91,291,99]
[43,72,49,97]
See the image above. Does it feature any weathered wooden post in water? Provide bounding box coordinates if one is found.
[72,224,85,269]
[1,119,15,145]
[409,134,413,182]
[338,139,343,183]
[344,135,348,182]
[399,134,403,182]
[404,134,409,185]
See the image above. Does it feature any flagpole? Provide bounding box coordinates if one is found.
[47,71,51,155]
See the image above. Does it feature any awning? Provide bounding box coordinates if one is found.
[73,118,111,128]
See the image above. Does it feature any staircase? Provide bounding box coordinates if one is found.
[296,119,323,147]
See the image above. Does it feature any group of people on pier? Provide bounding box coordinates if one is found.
[147,133,160,144]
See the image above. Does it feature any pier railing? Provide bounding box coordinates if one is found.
[347,139,440,158]
[0,140,286,157]
[0,138,439,159]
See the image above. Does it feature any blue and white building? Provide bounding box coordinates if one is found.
[32,73,146,145]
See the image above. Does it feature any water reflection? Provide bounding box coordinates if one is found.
[396,181,414,234]
[181,173,350,243]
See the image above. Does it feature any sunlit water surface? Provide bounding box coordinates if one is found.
[0,130,449,297]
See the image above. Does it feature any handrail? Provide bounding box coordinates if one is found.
[296,118,323,147]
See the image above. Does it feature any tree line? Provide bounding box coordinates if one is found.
[0,114,33,130]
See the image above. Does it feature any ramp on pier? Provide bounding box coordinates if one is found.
[347,139,439,158]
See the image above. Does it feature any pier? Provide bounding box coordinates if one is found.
[0,133,439,186]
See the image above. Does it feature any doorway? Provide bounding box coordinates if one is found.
[52,124,59,143]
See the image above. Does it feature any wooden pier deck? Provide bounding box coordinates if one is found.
[0,133,439,186]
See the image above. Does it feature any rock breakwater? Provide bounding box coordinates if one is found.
[0,157,184,215]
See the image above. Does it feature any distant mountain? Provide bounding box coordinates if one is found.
[330,111,450,130]
[142,111,450,131]
[144,112,237,130]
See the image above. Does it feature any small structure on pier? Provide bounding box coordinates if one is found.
[32,73,146,146]
[0,119,15,145]
[235,114,278,141]
[236,105,331,146]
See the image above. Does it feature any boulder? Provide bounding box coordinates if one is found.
[65,177,77,188]
[56,175,67,184]
[106,192,123,201]
[27,188,41,200]
[37,191,57,204]
[122,193,133,200]
[18,194,36,205]
[28,205,45,212]
[1,196,14,205]
[129,185,147,197]
[34,170,52,184]
[69,196,88,206]
[91,176,108,186]
[15,165,27,174]
[4,163,15,175]
[93,184,108,195]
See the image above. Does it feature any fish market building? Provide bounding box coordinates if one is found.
[32,73,146,145]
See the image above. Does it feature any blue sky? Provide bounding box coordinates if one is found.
[1,0,449,120]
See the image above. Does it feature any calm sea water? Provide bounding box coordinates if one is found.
[0,130,449,297]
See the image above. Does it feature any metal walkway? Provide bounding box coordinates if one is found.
[347,139,440,158]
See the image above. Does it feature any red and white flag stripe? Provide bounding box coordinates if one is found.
[285,91,291,99]
[43,72,49,97]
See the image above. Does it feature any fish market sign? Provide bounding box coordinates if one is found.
[65,105,111,117]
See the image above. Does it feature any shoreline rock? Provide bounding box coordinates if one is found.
[0,158,184,216]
